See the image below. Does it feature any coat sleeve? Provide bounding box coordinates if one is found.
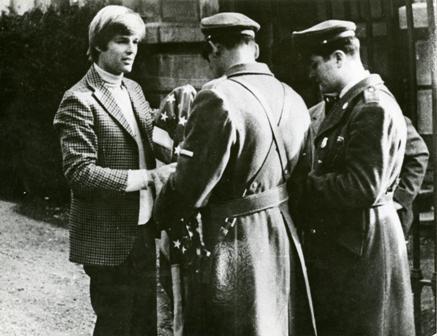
[394,116,429,208]
[307,102,403,209]
[53,92,128,195]
[153,89,236,228]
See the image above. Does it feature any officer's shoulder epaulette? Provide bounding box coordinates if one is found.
[363,86,380,104]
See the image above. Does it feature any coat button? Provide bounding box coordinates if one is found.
[317,160,323,164]
[321,137,328,148]
[310,228,317,234]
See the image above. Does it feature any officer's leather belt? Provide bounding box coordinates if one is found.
[207,183,289,219]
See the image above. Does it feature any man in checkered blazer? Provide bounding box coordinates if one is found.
[53,5,175,335]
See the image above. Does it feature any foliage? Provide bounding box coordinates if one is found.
[0,2,105,202]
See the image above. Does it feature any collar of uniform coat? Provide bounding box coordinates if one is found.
[314,73,384,144]
[226,62,274,78]
[339,70,370,98]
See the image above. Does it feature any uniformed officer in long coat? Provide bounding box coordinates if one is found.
[154,12,317,336]
[309,103,429,237]
[293,20,415,336]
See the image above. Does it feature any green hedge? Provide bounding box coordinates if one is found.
[0,3,105,202]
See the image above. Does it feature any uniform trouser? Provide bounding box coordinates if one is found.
[83,225,157,336]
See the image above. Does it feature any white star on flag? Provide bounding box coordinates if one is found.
[173,240,181,249]
[167,94,176,104]
[178,116,187,126]
[174,145,181,155]
[181,246,187,254]
[160,111,169,122]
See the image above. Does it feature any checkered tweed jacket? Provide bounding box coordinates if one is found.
[53,65,156,266]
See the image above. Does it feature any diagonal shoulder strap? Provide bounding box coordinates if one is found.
[229,78,289,180]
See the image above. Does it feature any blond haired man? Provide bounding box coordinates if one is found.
[54,5,175,335]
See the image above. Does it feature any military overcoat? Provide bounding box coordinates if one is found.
[309,105,429,237]
[304,74,415,336]
[154,62,316,336]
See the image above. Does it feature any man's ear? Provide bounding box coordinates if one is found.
[334,50,346,67]
[254,43,260,60]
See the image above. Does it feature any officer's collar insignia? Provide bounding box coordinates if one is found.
[323,94,339,104]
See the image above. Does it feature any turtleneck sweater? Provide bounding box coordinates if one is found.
[94,63,153,225]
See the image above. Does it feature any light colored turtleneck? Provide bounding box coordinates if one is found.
[94,63,138,135]
[94,63,153,225]
[94,63,123,86]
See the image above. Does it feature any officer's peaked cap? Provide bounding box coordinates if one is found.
[292,19,356,50]
[200,12,260,38]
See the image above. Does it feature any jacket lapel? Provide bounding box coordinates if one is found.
[123,79,154,148]
[86,66,136,139]
[309,101,326,138]
[315,74,384,143]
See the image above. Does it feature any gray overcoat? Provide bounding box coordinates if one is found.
[154,62,316,336]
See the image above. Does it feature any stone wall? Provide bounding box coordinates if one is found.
[134,0,218,106]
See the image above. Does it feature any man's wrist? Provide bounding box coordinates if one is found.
[125,169,153,192]
[144,169,155,188]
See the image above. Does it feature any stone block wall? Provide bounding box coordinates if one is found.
[133,0,218,107]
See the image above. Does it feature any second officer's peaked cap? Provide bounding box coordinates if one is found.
[200,12,260,38]
[292,19,356,49]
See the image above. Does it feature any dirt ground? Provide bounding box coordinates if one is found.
[0,200,172,336]
[1,198,435,335]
